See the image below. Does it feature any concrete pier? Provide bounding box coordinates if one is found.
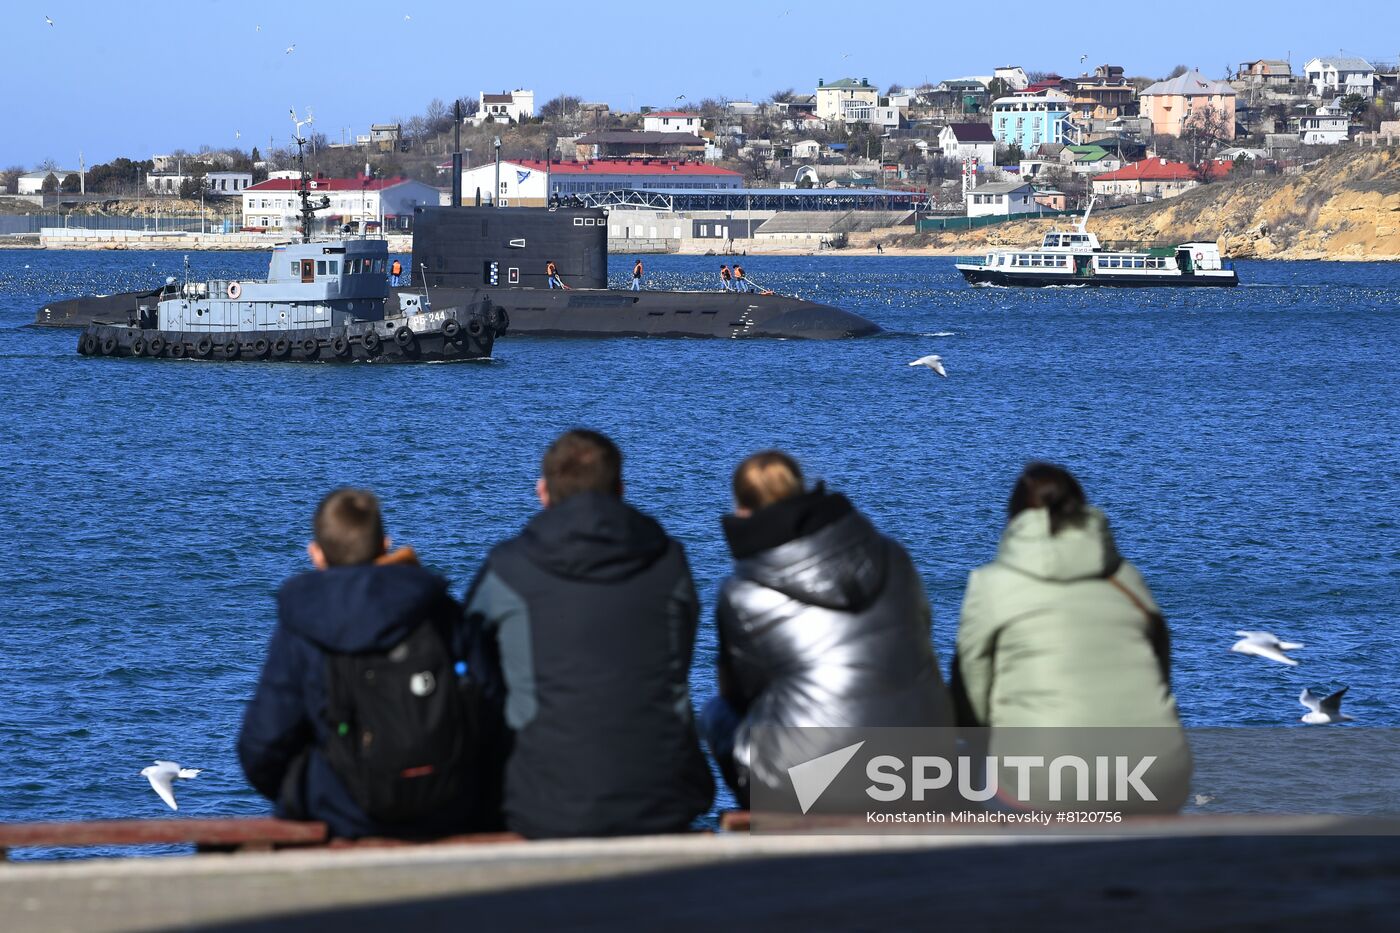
[3,817,1398,932]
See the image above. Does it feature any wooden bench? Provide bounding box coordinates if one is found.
[0,819,526,859]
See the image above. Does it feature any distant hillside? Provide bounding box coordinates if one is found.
[896,148,1400,261]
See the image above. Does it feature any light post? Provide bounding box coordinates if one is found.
[493,136,501,208]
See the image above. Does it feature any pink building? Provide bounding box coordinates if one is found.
[1140,70,1237,139]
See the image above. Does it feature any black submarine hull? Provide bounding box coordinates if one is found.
[396,287,878,339]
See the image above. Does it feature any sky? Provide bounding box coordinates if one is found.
[5,0,1400,169]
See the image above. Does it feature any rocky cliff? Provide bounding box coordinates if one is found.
[899,147,1400,261]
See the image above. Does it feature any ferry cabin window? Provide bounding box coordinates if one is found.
[317,261,327,275]
[290,262,298,275]
[361,258,372,274]
[328,261,338,274]
[345,260,356,276]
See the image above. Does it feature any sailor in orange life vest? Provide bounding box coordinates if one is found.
[390,258,403,286]
[733,264,748,293]
[719,264,733,291]
[631,259,644,291]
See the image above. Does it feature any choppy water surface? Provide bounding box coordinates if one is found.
[1,250,1397,850]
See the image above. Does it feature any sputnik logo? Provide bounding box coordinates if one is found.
[787,741,865,814]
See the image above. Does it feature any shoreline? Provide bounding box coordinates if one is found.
[6,235,1398,261]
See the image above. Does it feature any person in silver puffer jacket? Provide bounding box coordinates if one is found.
[701,451,954,808]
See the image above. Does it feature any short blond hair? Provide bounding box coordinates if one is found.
[732,450,804,511]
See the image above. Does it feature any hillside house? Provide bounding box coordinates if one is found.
[1303,57,1374,99]
[1139,70,1237,139]
[815,77,879,122]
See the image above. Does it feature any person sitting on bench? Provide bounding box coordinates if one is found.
[238,488,500,838]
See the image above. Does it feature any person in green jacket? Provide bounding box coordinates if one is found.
[951,463,1191,813]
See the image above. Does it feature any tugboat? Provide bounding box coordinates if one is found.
[75,118,502,362]
[955,199,1238,288]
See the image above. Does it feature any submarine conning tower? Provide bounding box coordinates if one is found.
[411,206,607,290]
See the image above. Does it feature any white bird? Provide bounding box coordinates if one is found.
[1300,687,1353,724]
[235,130,241,139]
[908,354,947,377]
[1231,630,1304,665]
[285,44,296,54]
[404,14,411,20]
[1193,794,1215,806]
[1080,53,1088,64]
[141,760,202,811]
[256,24,261,31]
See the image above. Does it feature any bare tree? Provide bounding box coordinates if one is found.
[770,88,796,103]
[539,95,582,121]
[1182,103,1230,163]
[734,148,771,183]
[424,98,451,133]
[1166,64,1189,79]
[1,165,25,194]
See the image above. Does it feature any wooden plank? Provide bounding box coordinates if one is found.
[0,819,328,851]
[719,811,752,833]
[326,832,527,849]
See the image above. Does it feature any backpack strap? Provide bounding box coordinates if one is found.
[1105,572,1172,689]
[1105,575,1154,619]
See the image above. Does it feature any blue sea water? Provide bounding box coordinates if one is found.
[0,249,1397,852]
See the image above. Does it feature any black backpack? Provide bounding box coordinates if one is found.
[321,619,478,826]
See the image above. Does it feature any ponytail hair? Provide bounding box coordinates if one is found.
[1008,462,1088,535]
[733,450,804,512]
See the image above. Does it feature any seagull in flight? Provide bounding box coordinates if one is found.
[1300,687,1353,724]
[235,130,241,139]
[1231,630,1304,666]
[256,24,261,31]
[1080,53,1088,64]
[285,44,296,54]
[45,15,54,26]
[141,760,203,811]
[404,14,411,20]
[909,354,947,377]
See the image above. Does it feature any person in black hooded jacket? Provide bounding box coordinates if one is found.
[462,429,713,839]
[703,451,954,809]
[238,488,495,839]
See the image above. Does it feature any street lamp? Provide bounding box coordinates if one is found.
[493,136,502,208]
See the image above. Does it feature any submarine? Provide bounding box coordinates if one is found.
[395,204,880,339]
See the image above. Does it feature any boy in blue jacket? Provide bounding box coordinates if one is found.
[238,488,499,837]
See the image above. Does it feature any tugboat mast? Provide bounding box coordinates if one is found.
[290,108,328,244]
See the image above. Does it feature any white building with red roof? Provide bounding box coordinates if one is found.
[240,176,441,232]
[642,112,704,136]
[1091,158,1231,199]
[456,159,743,207]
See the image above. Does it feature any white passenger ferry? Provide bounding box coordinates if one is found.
[955,200,1238,288]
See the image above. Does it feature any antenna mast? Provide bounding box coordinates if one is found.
[290,107,328,243]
